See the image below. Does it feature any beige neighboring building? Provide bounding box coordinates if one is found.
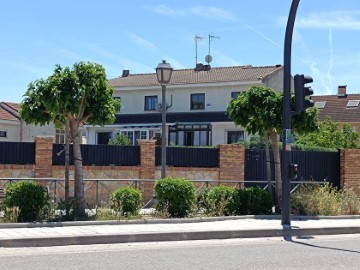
[0,101,63,142]
[84,64,284,146]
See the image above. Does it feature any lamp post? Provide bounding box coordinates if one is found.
[156,60,173,179]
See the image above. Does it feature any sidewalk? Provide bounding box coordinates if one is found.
[0,215,359,247]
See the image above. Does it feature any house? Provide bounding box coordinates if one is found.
[312,85,360,131]
[84,64,284,146]
[0,101,62,142]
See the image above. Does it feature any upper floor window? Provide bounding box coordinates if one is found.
[190,93,205,110]
[145,96,158,111]
[231,92,240,99]
[114,97,121,112]
[0,130,7,138]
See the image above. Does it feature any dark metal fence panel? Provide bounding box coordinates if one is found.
[155,147,219,168]
[291,150,340,188]
[53,144,140,166]
[244,149,340,188]
[0,141,35,164]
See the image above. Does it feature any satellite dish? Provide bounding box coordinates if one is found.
[205,54,213,64]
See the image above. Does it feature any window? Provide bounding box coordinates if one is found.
[315,101,326,109]
[114,97,121,112]
[97,132,112,144]
[55,129,65,144]
[120,130,149,145]
[169,124,211,146]
[0,130,7,138]
[231,92,240,99]
[144,96,158,111]
[346,100,360,108]
[190,93,205,110]
[227,131,244,144]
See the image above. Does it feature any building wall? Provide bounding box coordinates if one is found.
[114,82,263,115]
[0,120,20,141]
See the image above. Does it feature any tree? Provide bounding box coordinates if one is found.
[226,86,318,211]
[110,133,131,146]
[295,117,359,149]
[20,61,120,216]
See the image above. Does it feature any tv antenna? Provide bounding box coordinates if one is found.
[195,35,203,65]
[206,33,220,64]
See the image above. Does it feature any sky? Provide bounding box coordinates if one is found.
[1,0,360,102]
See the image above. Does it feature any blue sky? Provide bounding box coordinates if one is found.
[1,0,360,102]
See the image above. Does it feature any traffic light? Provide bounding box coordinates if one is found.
[289,163,298,180]
[294,74,314,113]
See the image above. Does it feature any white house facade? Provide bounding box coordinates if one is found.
[0,102,61,142]
[84,64,284,146]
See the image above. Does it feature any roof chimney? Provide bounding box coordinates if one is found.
[337,85,347,98]
[122,69,130,77]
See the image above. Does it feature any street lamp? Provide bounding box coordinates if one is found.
[156,60,173,179]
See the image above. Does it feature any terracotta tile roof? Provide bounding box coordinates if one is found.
[109,65,283,87]
[0,107,18,121]
[312,94,360,123]
[0,102,20,121]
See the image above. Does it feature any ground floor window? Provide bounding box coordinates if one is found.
[227,130,245,144]
[55,129,65,144]
[169,124,211,146]
[97,132,112,144]
[119,130,149,145]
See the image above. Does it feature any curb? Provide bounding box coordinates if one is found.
[1,226,359,248]
[1,215,359,229]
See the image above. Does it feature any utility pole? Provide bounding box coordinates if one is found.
[282,0,300,226]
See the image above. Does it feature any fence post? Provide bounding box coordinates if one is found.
[218,144,245,188]
[35,136,54,181]
[139,140,156,202]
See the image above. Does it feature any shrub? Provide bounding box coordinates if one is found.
[291,183,340,216]
[235,186,273,215]
[109,187,142,216]
[339,188,360,215]
[154,178,196,218]
[198,185,237,216]
[3,181,48,222]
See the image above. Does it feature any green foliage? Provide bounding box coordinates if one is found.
[109,187,142,216]
[3,181,48,222]
[295,117,359,149]
[235,186,273,215]
[290,183,360,216]
[226,86,318,137]
[110,133,131,146]
[20,61,121,127]
[154,178,196,218]
[197,185,237,216]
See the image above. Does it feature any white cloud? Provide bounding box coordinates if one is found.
[128,33,159,52]
[296,11,360,30]
[147,5,237,22]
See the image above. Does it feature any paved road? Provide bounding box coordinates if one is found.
[0,234,359,269]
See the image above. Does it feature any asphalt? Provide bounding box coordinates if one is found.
[0,215,359,247]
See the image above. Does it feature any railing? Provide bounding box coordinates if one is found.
[0,178,329,207]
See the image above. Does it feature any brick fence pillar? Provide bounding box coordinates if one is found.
[340,149,360,196]
[35,136,54,179]
[139,140,156,202]
[218,144,245,187]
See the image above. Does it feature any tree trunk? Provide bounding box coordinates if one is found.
[69,119,85,216]
[264,132,273,197]
[270,130,281,213]
[65,120,70,217]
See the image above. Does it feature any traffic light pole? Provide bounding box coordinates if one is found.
[282,0,300,226]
